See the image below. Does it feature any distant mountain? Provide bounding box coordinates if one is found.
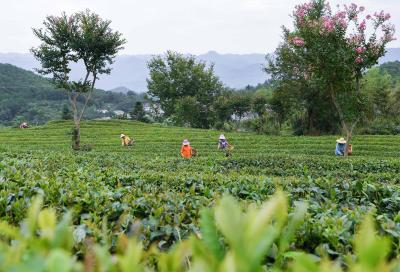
[0,48,399,92]
[0,63,142,126]
[109,86,136,94]
[0,63,50,88]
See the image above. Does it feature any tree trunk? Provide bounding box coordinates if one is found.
[342,125,351,157]
[72,121,81,150]
[307,107,318,135]
[344,130,351,157]
[343,119,359,157]
[329,85,358,158]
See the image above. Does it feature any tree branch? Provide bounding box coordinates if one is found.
[329,84,348,133]
[78,73,97,121]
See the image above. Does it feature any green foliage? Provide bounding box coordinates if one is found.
[1,120,400,267]
[147,51,224,128]
[130,101,148,123]
[380,61,400,85]
[31,10,125,91]
[212,93,234,127]
[31,9,126,149]
[0,190,398,271]
[230,93,252,122]
[267,0,395,139]
[61,104,73,120]
[251,93,268,117]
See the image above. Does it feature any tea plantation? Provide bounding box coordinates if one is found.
[1,120,400,271]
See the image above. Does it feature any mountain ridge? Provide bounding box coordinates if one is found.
[1,48,399,92]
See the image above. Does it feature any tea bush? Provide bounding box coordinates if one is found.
[0,121,399,270]
[0,194,397,271]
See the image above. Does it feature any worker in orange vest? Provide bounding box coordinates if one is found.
[180,139,193,158]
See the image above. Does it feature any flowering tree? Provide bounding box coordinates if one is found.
[268,0,395,155]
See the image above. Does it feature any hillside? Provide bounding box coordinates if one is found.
[380,61,400,80]
[0,64,143,126]
[0,63,50,88]
[1,49,399,92]
[0,120,400,269]
[0,120,399,157]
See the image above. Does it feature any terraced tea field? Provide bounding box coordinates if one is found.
[0,120,399,270]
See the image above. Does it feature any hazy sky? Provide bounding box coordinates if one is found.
[0,0,398,54]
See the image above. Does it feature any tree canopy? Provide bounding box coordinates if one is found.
[31,10,125,149]
[147,51,224,128]
[267,0,395,147]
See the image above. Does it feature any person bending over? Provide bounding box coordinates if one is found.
[218,134,233,157]
[120,134,134,146]
[335,137,352,156]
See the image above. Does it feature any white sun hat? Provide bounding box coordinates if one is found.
[219,134,226,140]
[336,137,346,144]
[120,134,126,138]
[182,139,190,145]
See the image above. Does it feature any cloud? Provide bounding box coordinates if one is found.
[0,0,398,54]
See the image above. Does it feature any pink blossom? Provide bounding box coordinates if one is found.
[355,57,364,64]
[292,37,305,46]
[359,20,366,31]
[345,4,360,21]
[333,10,348,29]
[366,15,371,20]
[355,47,365,54]
[369,43,382,57]
[347,34,363,45]
[335,11,347,19]
[359,6,365,12]
[294,2,314,21]
[323,17,334,32]
[338,19,348,29]
[373,11,391,23]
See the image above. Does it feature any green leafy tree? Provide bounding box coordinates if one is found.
[212,92,234,128]
[31,10,125,150]
[268,0,395,154]
[362,68,393,119]
[230,94,251,126]
[252,94,268,117]
[174,96,202,127]
[147,51,224,128]
[130,101,147,123]
[266,43,338,135]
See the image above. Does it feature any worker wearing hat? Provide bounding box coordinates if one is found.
[120,133,134,146]
[218,134,233,157]
[181,139,193,158]
[218,134,229,150]
[335,137,347,156]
